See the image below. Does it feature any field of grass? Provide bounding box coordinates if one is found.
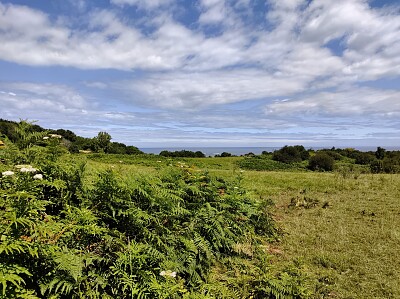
[85,154,400,298]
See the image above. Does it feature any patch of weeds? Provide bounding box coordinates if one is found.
[288,189,319,209]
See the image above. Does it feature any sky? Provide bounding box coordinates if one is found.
[0,0,400,148]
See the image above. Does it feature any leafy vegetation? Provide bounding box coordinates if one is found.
[0,120,310,298]
[272,146,309,164]
[0,119,142,156]
[308,153,334,171]
[159,150,206,158]
[2,119,400,298]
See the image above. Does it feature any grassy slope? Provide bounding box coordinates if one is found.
[86,155,400,298]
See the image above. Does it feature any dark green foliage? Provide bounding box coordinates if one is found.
[308,153,334,171]
[370,156,400,174]
[126,145,143,155]
[0,119,143,156]
[272,146,309,164]
[215,152,232,157]
[354,152,374,165]
[51,129,77,142]
[160,150,206,158]
[375,147,386,160]
[318,150,342,161]
[0,119,46,144]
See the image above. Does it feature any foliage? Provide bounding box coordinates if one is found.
[95,131,112,152]
[215,152,232,157]
[160,150,206,158]
[238,156,300,171]
[272,146,309,164]
[308,153,334,171]
[0,122,309,298]
[375,146,386,160]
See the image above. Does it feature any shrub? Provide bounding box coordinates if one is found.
[308,153,334,171]
[272,145,309,164]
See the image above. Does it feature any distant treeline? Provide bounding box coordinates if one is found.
[159,150,206,158]
[1,119,399,173]
[0,119,143,155]
[238,145,400,173]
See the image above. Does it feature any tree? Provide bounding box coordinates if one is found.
[220,152,232,157]
[96,131,112,152]
[375,147,386,160]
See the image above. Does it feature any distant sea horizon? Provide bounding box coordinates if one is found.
[139,146,400,157]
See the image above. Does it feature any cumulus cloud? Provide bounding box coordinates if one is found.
[0,0,397,79]
[0,82,93,127]
[116,69,307,109]
[1,0,400,146]
[264,88,400,119]
[110,0,173,10]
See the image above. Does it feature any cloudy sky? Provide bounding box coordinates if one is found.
[1,0,400,148]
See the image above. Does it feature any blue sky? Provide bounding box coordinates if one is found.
[0,0,399,148]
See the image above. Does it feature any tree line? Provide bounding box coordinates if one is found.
[0,119,142,155]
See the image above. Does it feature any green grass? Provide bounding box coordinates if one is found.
[87,155,400,298]
[241,171,400,298]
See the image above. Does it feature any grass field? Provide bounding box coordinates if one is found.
[86,154,400,298]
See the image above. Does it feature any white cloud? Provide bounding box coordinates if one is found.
[110,0,173,10]
[198,0,228,25]
[1,0,400,146]
[264,88,400,119]
[117,69,307,109]
[0,0,399,82]
[0,83,90,117]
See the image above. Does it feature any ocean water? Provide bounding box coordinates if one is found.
[139,146,396,157]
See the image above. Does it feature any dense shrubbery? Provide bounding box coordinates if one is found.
[272,146,309,164]
[215,152,232,157]
[159,150,206,158]
[308,153,335,171]
[0,121,310,298]
[0,119,142,156]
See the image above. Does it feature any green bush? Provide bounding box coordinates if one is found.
[272,146,309,164]
[308,153,334,171]
[238,156,296,171]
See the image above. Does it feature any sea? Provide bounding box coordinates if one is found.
[139,146,399,157]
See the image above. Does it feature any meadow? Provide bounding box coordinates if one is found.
[1,123,399,298]
[87,154,400,299]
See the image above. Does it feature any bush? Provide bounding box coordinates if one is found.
[272,145,309,164]
[238,156,299,171]
[159,150,205,158]
[308,153,334,171]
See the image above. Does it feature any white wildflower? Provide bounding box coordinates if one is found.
[50,134,62,139]
[43,136,49,140]
[33,174,43,180]
[160,270,177,278]
[2,170,14,177]
[20,166,37,173]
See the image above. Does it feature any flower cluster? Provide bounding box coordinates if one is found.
[2,170,15,177]
[15,165,37,173]
[33,174,43,180]
[159,270,177,278]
